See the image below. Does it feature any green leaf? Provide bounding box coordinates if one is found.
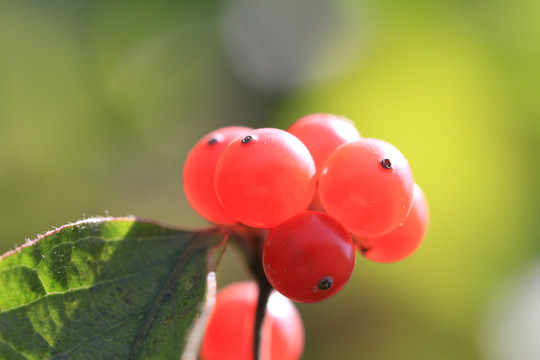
[0,217,225,360]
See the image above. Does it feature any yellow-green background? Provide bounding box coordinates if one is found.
[1,1,539,359]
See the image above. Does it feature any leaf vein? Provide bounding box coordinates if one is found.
[127,237,206,360]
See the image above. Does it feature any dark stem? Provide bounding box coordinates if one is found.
[253,274,272,360]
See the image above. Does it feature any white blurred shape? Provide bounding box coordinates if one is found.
[479,261,540,360]
[267,290,295,320]
[219,0,364,93]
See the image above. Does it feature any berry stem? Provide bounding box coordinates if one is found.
[253,274,272,360]
[225,224,271,360]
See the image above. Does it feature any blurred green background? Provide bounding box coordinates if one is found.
[1,0,539,359]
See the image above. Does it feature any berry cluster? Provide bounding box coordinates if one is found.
[183,113,429,358]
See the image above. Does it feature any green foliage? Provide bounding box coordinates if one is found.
[0,218,224,360]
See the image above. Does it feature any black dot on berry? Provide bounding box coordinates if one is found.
[207,138,219,146]
[241,135,253,144]
[318,277,333,291]
[381,158,392,169]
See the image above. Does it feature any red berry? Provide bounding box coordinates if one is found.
[215,128,316,228]
[287,113,361,210]
[183,126,251,224]
[357,184,429,263]
[200,281,304,360]
[287,113,360,174]
[263,211,355,303]
[319,138,415,237]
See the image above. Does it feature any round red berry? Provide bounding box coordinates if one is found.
[183,126,251,224]
[287,113,360,174]
[319,138,415,237]
[215,128,316,228]
[357,184,429,263]
[263,211,355,303]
